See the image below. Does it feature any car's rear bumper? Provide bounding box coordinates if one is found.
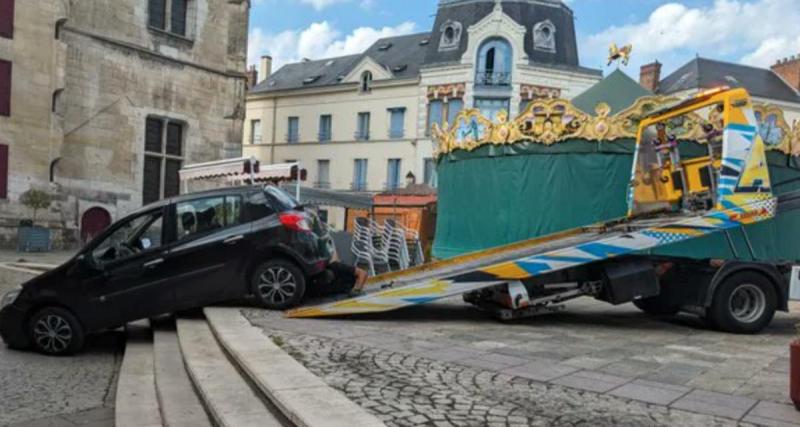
[0,305,30,348]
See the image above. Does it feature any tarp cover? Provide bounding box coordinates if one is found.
[433,139,800,261]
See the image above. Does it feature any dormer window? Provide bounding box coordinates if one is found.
[439,20,462,51]
[533,20,556,53]
[392,64,407,73]
[360,71,373,93]
[378,43,393,51]
[303,75,321,85]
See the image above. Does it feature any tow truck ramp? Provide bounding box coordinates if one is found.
[287,195,775,318]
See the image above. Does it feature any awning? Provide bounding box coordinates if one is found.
[279,183,374,209]
[179,158,296,183]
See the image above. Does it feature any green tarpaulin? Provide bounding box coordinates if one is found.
[433,140,800,261]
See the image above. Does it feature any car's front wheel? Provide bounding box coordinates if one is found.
[27,307,85,356]
[252,259,306,310]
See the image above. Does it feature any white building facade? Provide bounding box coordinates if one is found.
[243,0,601,229]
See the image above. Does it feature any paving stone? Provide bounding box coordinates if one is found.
[609,379,691,405]
[671,389,758,419]
[742,401,800,426]
[418,347,487,362]
[501,359,578,382]
[642,362,709,386]
[551,370,632,393]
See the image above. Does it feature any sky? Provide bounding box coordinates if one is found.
[247,0,800,78]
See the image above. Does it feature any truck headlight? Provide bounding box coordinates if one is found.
[1,287,21,308]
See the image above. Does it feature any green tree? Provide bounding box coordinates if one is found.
[20,189,52,224]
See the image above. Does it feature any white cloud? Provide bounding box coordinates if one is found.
[248,21,417,71]
[581,0,800,72]
[297,0,347,10]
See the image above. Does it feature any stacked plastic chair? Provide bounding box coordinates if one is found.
[351,217,377,276]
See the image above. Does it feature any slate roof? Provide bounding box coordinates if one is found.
[572,69,652,115]
[659,57,800,103]
[251,0,600,94]
[251,33,432,94]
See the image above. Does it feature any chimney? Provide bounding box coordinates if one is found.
[639,60,662,93]
[771,54,800,92]
[259,55,272,83]
[245,65,258,89]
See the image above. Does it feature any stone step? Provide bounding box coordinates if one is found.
[115,321,163,427]
[176,317,285,427]
[204,307,385,427]
[152,319,213,427]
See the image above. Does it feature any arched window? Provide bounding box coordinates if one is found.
[476,38,512,87]
[438,20,462,51]
[360,71,373,93]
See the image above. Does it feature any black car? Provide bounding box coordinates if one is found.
[0,185,332,355]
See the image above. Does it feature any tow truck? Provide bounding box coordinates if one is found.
[289,88,799,334]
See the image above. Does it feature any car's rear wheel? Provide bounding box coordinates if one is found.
[252,259,306,310]
[708,271,776,334]
[27,307,85,356]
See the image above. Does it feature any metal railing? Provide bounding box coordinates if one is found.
[286,133,299,143]
[251,135,262,144]
[314,181,331,189]
[475,71,511,87]
[351,181,368,191]
[388,129,404,139]
[354,131,370,141]
[318,132,331,142]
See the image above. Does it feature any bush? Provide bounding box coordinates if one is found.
[20,189,53,223]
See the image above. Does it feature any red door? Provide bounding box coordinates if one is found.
[81,207,112,243]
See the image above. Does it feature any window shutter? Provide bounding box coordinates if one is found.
[0,144,8,199]
[148,0,166,30]
[166,122,182,155]
[0,0,14,39]
[0,60,10,117]
[171,0,187,36]
[145,118,163,153]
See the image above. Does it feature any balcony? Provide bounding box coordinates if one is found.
[475,71,511,87]
[354,131,370,141]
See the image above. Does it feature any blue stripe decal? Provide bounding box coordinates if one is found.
[727,123,757,133]
[534,255,595,263]
[576,242,630,258]
[517,262,553,275]
[403,297,439,304]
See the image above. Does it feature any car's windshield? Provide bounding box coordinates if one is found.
[265,186,299,211]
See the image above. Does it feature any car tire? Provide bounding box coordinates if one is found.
[708,271,777,334]
[251,259,306,310]
[27,307,85,356]
[633,295,680,316]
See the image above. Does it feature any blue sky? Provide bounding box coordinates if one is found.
[248,0,800,78]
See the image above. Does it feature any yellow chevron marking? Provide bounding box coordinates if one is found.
[481,262,531,279]
[375,280,451,298]
[650,227,705,237]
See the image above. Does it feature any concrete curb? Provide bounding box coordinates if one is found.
[176,317,283,427]
[152,321,212,427]
[115,321,162,427]
[205,307,385,427]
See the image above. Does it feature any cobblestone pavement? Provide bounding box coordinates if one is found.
[0,252,122,427]
[268,330,742,427]
[245,296,800,426]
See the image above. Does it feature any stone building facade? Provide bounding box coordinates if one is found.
[243,0,601,229]
[0,0,249,248]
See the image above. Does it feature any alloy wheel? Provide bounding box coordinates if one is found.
[33,314,73,354]
[258,267,298,305]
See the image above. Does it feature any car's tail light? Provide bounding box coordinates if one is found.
[279,211,312,232]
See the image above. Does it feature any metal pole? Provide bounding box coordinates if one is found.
[295,161,301,203]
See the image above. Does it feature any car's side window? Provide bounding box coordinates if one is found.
[176,197,226,241]
[244,191,276,221]
[91,210,164,264]
[225,195,243,226]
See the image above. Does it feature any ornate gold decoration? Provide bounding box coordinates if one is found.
[433,95,800,159]
[520,84,561,100]
[427,83,466,100]
[608,43,633,66]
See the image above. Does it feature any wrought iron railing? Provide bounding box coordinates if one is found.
[475,71,511,87]
[354,131,370,141]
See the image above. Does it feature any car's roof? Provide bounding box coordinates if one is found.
[129,185,272,216]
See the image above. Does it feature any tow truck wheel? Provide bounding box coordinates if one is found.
[633,296,680,316]
[709,272,776,334]
[252,259,306,310]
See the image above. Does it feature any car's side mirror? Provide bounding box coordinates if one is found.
[72,254,102,275]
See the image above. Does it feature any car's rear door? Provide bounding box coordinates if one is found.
[165,194,253,310]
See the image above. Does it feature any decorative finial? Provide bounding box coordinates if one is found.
[494,0,502,12]
[608,43,633,67]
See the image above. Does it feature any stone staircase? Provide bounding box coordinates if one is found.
[114,308,383,427]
